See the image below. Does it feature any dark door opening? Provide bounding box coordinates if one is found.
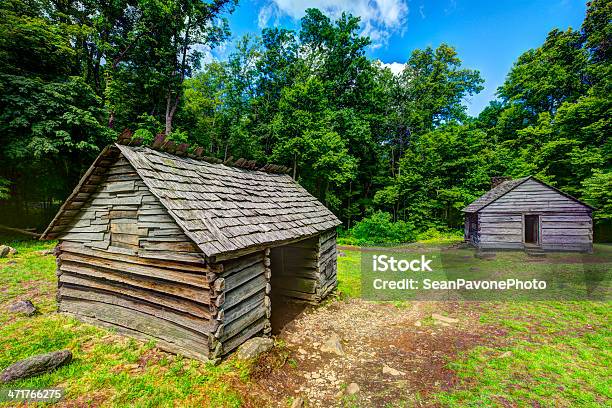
[524,215,540,245]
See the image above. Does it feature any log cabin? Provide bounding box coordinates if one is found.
[41,143,340,361]
[463,176,595,252]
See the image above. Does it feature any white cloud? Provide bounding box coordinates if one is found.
[419,5,425,19]
[257,0,409,48]
[379,61,405,75]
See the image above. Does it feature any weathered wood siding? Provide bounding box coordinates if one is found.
[540,214,593,252]
[476,178,593,251]
[210,249,271,356]
[56,156,223,361]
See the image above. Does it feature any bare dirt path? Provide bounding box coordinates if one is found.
[249,298,503,407]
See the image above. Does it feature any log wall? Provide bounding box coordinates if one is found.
[56,156,223,361]
[476,179,593,252]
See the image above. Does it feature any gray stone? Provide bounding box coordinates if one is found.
[236,337,274,360]
[320,333,344,356]
[0,246,10,258]
[382,364,405,376]
[8,300,36,316]
[432,313,458,324]
[290,397,304,408]
[8,247,17,256]
[0,350,72,383]
[346,382,360,395]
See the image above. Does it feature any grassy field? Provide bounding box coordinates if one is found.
[0,238,610,407]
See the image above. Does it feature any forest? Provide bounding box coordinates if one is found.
[0,0,610,242]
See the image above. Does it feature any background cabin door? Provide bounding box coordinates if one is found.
[524,215,540,246]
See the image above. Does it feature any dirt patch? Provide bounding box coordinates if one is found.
[247,299,504,407]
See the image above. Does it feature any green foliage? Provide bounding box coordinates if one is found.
[349,211,416,246]
[0,177,10,200]
[582,169,612,220]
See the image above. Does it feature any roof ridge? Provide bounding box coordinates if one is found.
[117,129,292,175]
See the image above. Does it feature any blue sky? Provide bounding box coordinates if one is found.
[216,0,587,116]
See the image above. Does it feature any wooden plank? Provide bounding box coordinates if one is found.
[59,274,213,318]
[59,286,217,335]
[59,298,209,352]
[59,241,212,273]
[540,215,591,222]
[59,262,211,303]
[541,222,592,229]
[103,181,135,193]
[224,262,265,291]
[221,317,267,355]
[59,252,210,288]
[220,251,265,277]
[61,232,105,242]
[140,241,200,252]
[110,222,147,235]
[138,249,205,264]
[219,302,267,341]
[111,233,141,246]
[109,210,138,219]
[272,276,317,294]
[223,290,266,324]
[542,229,592,236]
[224,274,267,309]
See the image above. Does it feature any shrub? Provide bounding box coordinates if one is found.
[349,211,416,246]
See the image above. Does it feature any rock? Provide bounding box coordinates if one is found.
[382,365,405,376]
[0,246,10,258]
[414,321,422,327]
[338,251,346,257]
[37,249,54,256]
[7,300,36,316]
[432,313,459,324]
[236,337,274,360]
[8,247,17,256]
[290,397,304,408]
[346,382,360,395]
[499,351,512,358]
[0,350,72,382]
[320,333,344,356]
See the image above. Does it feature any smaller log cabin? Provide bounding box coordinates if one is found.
[41,144,341,361]
[463,176,595,252]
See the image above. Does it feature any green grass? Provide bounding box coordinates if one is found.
[0,239,249,407]
[1,237,610,407]
[435,300,611,407]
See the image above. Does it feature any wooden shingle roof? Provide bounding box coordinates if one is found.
[43,144,341,259]
[117,145,341,257]
[462,176,595,213]
[462,177,530,213]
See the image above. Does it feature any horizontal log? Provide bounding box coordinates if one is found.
[223,290,266,324]
[59,286,217,335]
[221,317,268,355]
[60,299,210,359]
[541,222,592,229]
[540,215,591,222]
[60,242,217,274]
[219,301,267,341]
[224,262,265,291]
[59,261,211,302]
[59,252,210,288]
[224,274,267,309]
[220,252,265,277]
[272,276,317,294]
[59,273,213,318]
[140,240,200,252]
[138,249,205,264]
[542,229,592,236]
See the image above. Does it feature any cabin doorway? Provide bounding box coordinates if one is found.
[268,237,318,334]
[524,215,540,246]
